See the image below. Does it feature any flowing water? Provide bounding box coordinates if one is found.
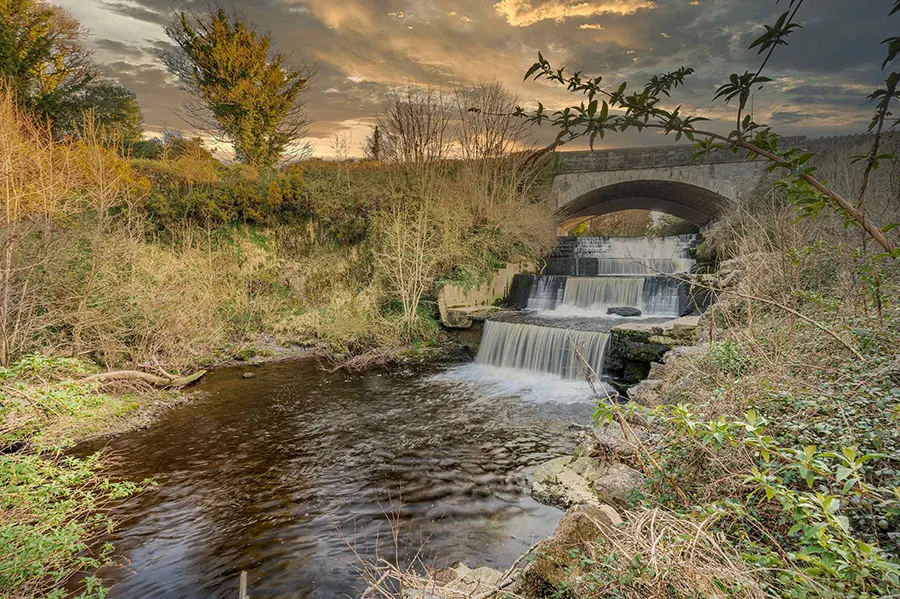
[544,234,698,277]
[475,320,608,381]
[86,234,696,598]
[84,359,590,599]
[509,235,698,318]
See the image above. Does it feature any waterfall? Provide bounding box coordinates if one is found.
[561,276,682,316]
[592,257,696,275]
[546,234,698,276]
[476,320,608,381]
[522,275,567,310]
[460,234,696,393]
[511,274,685,317]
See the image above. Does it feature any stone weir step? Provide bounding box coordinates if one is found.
[485,308,675,334]
[474,311,703,390]
[548,234,700,259]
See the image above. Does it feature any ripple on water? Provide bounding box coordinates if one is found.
[80,358,594,598]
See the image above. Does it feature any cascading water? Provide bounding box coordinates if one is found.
[556,275,683,316]
[475,320,608,381]
[508,234,699,318]
[451,234,699,397]
[545,234,698,277]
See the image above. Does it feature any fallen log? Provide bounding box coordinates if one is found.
[80,369,207,388]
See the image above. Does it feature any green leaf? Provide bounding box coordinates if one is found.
[835,515,850,532]
[841,446,857,464]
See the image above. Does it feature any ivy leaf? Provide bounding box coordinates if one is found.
[835,466,854,482]
[835,515,850,532]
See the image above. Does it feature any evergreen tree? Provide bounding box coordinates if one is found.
[162,8,308,167]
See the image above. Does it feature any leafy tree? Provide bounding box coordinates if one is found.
[0,0,96,119]
[56,83,143,147]
[517,0,900,255]
[161,8,309,167]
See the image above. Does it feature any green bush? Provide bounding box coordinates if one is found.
[708,340,751,376]
[135,161,308,229]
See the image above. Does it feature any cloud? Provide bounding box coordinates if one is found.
[98,0,167,25]
[54,0,898,155]
[94,38,146,59]
[494,0,656,27]
[284,0,374,31]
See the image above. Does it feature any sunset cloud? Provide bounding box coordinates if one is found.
[493,0,656,27]
[55,0,894,156]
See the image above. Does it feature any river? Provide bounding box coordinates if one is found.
[86,358,594,598]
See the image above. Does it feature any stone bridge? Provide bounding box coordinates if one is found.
[550,136,849,231]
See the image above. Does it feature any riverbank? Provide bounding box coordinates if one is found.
[377,241,900,598]
[60,358,583,597]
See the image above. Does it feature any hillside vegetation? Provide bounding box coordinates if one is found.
[0,86,555,596]
[0,89,556,372]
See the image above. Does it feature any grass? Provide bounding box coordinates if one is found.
[0,355,156,599]
[576,156,900,598]
[1,84,557,371]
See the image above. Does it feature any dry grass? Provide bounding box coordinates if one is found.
[564,508,767,599]
[353,506,766,599]
[0,83,556,370]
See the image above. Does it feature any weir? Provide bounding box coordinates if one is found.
[473,234,699,385]
[476,321,608,381]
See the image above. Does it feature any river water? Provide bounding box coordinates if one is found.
[88,358,594,598]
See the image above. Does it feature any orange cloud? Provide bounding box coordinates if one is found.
[285,0,373,31]
[494,0,656,27]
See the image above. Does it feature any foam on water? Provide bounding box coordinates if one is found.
[432,363,604,404]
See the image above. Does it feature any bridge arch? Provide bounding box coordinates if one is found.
[555,179,733,232]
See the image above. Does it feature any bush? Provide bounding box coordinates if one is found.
[135,160,308,229]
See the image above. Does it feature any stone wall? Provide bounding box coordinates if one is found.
[436,262,537,328]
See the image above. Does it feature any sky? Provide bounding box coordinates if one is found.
[56,0,896,157]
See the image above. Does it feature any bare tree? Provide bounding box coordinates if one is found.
[373,200,440,335]
[375,87,451,164]
[454,80,529,159]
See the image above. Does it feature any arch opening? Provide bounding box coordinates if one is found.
[556,179,733,233]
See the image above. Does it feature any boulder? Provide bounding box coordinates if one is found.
[607,306,642,317]
[441,308,473,329]
[403,563,504,599]
[532,456,598,508]
[592,463,645,507]
[593,421,651,459]
[532,455,645,509]
[627,378,662,405]
[527,504,623,589]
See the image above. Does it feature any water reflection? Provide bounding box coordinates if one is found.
[86,359,592,598]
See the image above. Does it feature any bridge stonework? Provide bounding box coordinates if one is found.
[550,135,864,230]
